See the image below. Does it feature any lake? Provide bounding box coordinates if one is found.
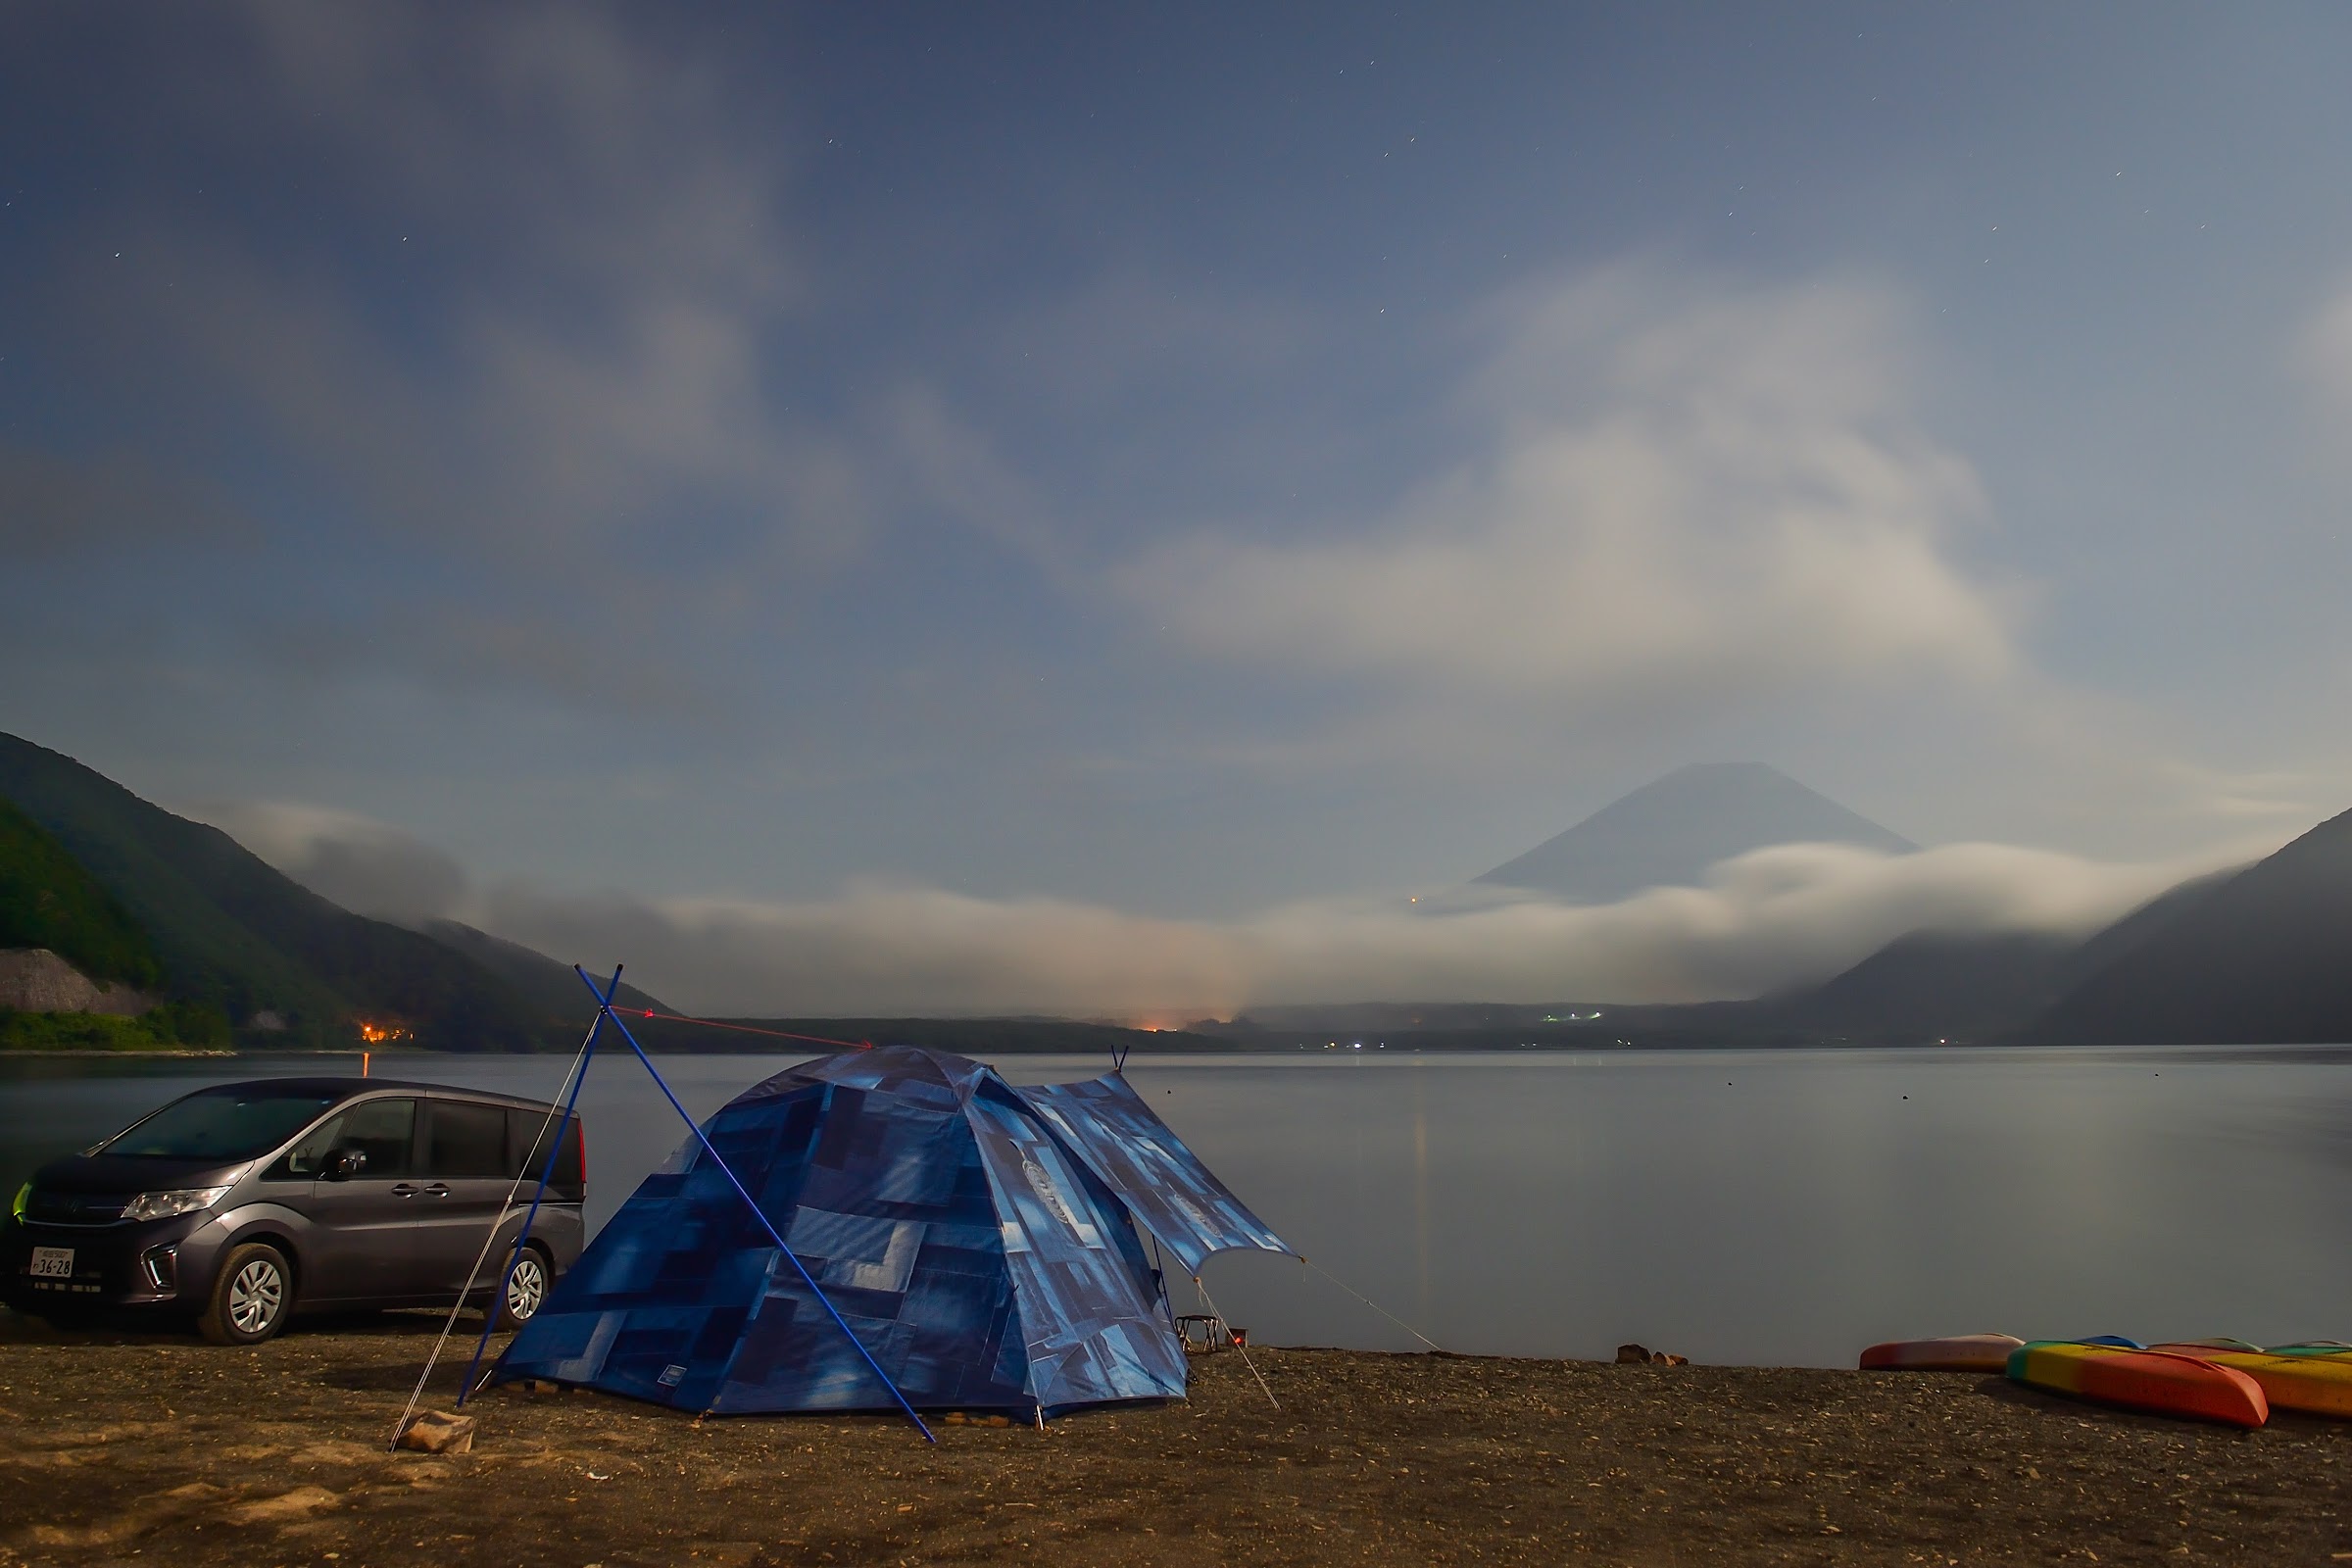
[4,1044,2347,1367]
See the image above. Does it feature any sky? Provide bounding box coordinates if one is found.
[4,4,2350,1015]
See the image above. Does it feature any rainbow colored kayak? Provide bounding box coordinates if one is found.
[1859,1334,2024,1373]
[2148,1345,2352,1418]
[2005,1342,2268,1428]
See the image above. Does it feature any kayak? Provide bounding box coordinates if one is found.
[2148,1345,2352,1418]
[2005,1342,2268,1429]
[2265,1342,2352,1356]
[1859,1334,2024,1373]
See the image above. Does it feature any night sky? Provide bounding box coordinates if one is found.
[5,5,2349,1013]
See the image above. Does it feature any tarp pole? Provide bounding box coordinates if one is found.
[453,965,618,1407]
[571,965,937,1444]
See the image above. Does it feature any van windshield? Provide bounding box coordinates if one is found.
[105,1086,343,1161]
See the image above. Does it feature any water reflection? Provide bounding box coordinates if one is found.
[1412,1070,1430,1327]
[3,1044,2347,1367]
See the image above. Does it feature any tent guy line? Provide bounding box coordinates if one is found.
[612,1009,877,1053]
[392,975,611,1448]
[1300,1255,1446,1355]
[1190,1269,1280,1409]
[563,965,938,1439]
[447,966,623,1424]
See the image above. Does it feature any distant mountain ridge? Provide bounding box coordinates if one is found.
[2035,809,2352,1045]
[1759,929,2080,1040]
[1231,844,2317,1050]
[0,732,659,1049]
[422,918,667,1023]
[1476,761,1917,902]
[13,730,2349,1050]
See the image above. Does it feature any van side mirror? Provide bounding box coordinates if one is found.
[324,1148,368,1182]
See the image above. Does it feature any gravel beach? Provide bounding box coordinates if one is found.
[1,1310,2346,1566]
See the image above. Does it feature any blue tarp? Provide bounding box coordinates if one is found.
[491,1044,1292,1415]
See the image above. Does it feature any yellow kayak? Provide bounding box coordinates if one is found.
[2149,1345,2352,1418]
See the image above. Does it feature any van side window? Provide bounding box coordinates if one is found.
[267,1099,416,1179]
[426,1101,510,1179]
[269,1109,349,1179]
[266,1114,326,1175]
[262,1110,340,1179]
[510,1108,584,1200]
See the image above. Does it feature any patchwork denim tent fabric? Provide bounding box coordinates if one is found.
[1015,1071,1290,1274]
[491,1044,1292,1415]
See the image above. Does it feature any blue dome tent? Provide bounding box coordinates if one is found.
[490,1044,1293,1418]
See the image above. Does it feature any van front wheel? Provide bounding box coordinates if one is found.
[199,1243,293,1346]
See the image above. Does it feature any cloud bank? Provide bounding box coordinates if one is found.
[205,801,468,926]
[214,804,2244,1018]
[471,842,2222,1017]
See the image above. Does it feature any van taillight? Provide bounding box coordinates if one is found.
[573,1120,586,1196]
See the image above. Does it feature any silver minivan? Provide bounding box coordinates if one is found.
[4,1077,585,1344]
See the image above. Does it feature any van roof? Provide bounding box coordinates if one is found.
[199,1077,567,1115]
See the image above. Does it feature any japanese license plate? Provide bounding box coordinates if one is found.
[29,1247,74,1279]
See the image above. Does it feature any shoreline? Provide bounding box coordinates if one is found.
[3,1310,2343,1564]
[0,1047,239,1058]
[8,1040,2346,1060]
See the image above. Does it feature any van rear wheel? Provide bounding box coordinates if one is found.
[199,1243,292,1346]
[492,1247,548,1331]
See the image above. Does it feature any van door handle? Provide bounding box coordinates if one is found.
[420,1184,449,1198]
[390,1183,420,1198]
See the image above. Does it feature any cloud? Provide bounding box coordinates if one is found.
[2302,278,2352,403]
[225,4,839,567]
[477,881,1244,1019]
[0,444,249,559]
[240,3,795,310]
[884,385,1069,574]
[239,604,724,723]
[2299,276,2352,465]
[1120,271,2018,728]
[206,802,467,924]
[59,5,863,717]
[469,839,2243,1018]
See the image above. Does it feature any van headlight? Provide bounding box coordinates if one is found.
[10,1182,25,1223]
[122,1187,231,1222]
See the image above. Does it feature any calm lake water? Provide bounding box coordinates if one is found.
[4,1045,2347,1368]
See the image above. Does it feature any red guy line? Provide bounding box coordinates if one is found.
[622,1009,873,1051]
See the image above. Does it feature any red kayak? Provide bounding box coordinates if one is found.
[2006,1342,2268,1429]
[1859,1334,2024,1373]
